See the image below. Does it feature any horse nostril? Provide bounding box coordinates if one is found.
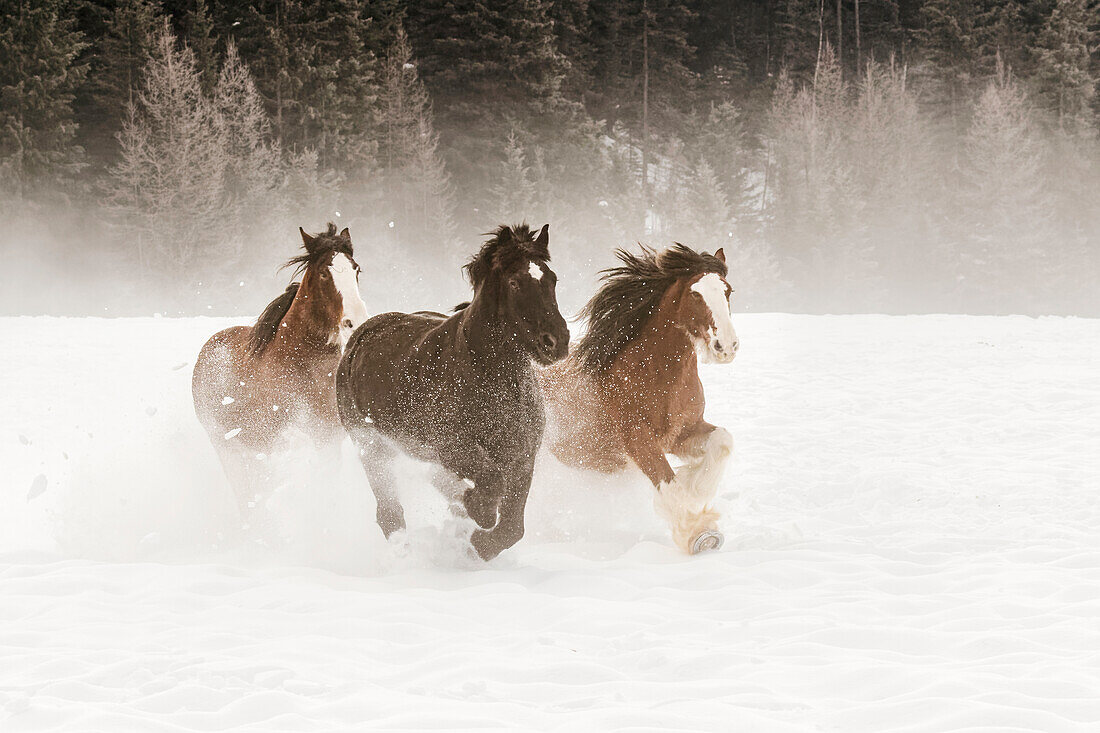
[715,340,724,352]
[342,319,353,329]
[539,333,557,352]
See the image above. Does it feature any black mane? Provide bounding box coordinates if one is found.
[574,243,728,374]
[284,222,354,276]
[464,224,549,287]
[247,282,300,356]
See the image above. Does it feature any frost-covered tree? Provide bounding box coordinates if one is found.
[672,159,782,307]
[959,64,1056,310]
[375,23,456,257]
[377,24,431,170]
[214,41,286,264]
[105,20,227,279]
[766,45,868,307]
[0,0,87,204]
[686,101,751,223]
[848,58,939,307]
[487,131,537,223]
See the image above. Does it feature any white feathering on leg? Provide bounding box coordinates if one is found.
[654,428,733,553]
[680,427,733,506]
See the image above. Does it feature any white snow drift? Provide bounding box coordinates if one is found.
[1,313,1099,731]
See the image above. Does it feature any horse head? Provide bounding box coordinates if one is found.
[290,224,370,348]
[464,223,570,365]
[670,247,738,364]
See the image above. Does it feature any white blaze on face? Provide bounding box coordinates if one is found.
[690,273,738,364]
[528,261,544,281]
[329,253,369,347]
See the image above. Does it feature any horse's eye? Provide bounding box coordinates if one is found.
[691,291,702,299]
[509,279,521,291]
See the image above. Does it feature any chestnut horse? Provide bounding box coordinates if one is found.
[540,244,738,554]
[192,224,369,514]
[336,224,570,560]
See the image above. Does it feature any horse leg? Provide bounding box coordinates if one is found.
[428,465,485,523]
[668,422,734,554]
[469,466,532,561]
[347,424,406,539]
[625,430,724,555]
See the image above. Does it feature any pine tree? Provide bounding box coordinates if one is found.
[766,43,868,307]
[918,0,985,119]
[376,23,456,257]
[179,0,217,93]
[487,131,537,223]
[1034,0,1098,135]
[549,0,595,101]
[0,0,87,204]
[214,40,285,258]
[586,0,694,130]
[222,0,379,174]
[678,160,782,307]
[105,19,226,279]
[960,63,1055,310]
[407,0,569,127]
[850,58,937,308]
[377,23,429,170]
[406,0,573,205]
[80,0,161,170]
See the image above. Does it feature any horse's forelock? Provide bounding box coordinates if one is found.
[285,222,354,275]
[465,223,549,287]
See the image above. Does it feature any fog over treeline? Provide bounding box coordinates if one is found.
[2,0,1099,317]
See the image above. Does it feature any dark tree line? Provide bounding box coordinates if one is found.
[2,0,1099,314]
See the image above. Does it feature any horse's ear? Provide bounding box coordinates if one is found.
[714,247,726,264]
[533,223,550,257]
[339,227,351,241]
[299,227,314,248]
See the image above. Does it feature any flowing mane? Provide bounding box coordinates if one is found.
[246,282,300,356]
[284,222,354,276]
[464,223,550,287]
[574,243,728,374]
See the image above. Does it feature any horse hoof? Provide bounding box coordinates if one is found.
[691,530,724,555]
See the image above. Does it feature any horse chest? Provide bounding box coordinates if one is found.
[456,376,543,455]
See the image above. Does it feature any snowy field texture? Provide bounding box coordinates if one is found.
[2,313,1099,732]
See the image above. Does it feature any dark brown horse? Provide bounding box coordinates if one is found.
[540,244,738,554]
[336,224,569,560]
[192,224,369,514]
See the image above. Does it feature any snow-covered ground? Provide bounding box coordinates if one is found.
[2,313,1099,732]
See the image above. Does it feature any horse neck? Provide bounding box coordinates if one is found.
[280,273,337,349]
[634,284,696,376]
[457,284,525,372]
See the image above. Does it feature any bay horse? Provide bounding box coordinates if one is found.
[336,224,570,560]
[540,244,738,554]
[192,224,369,514]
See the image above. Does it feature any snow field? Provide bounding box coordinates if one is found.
[2,313,1099,731]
